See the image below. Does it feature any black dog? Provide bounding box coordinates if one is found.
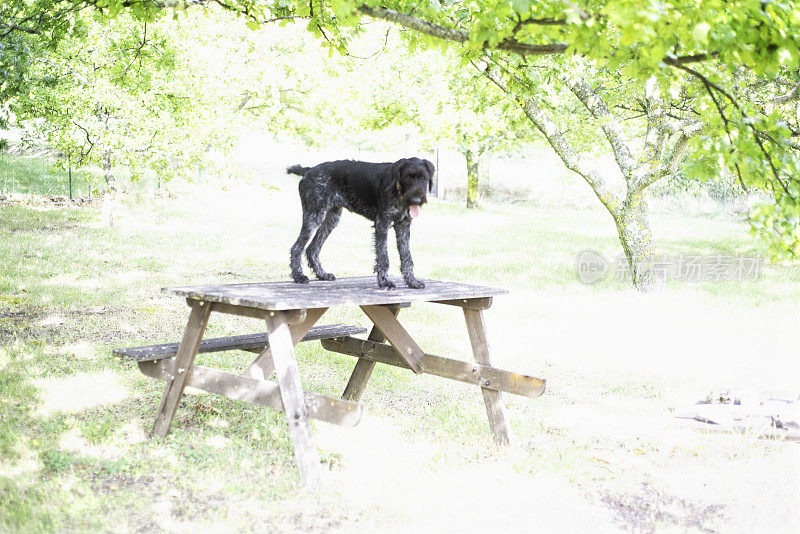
[287,157,434,289]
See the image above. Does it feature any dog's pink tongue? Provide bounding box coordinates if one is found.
[409,205,420,219]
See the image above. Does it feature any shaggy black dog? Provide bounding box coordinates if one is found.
[287,157,434,289]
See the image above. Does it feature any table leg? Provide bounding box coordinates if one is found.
[265,310,323,489]
[244,308,327,380]
[360,304,424,374]
[342,304,401,401]
[463,308,512,446]
[151,300,213,438]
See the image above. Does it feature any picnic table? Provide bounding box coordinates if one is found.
[115,276,546,488]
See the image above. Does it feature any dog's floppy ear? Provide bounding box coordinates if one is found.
[385,158,407,193]
[423,159,435,192]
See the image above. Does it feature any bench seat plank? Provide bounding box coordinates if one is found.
[114,323,367,361]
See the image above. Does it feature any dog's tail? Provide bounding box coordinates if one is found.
[286,164,310,176]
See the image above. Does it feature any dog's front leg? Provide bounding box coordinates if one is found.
[373,218,395,289]
[394,219,424,289]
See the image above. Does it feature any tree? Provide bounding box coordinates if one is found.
[3,0,799,288]
[345,2,800,289]
[358,37,528,208]
[1,0,162,150]
[5,8,315,192]
[14,15,179,190]
[444,74,526,209]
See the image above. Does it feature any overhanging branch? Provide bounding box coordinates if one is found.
[673,62,792,195]
[357,6,568,56]
[479,59,622,215]
[0,23,42,37]
[357,6,720,66]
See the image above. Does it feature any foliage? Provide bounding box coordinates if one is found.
[354,34,529,206]
[221,21,390,147]
[8,12,239,190]
[2,0,799,258]
[3,6,429,186]
[329,1,800,258]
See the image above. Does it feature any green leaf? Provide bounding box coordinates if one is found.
[692,21,711,45]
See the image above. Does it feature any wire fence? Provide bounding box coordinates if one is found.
[0,152,163,199]
[0,153,94,198]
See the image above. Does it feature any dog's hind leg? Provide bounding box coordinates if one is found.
[290,212,325,284]
[306,207,341,281]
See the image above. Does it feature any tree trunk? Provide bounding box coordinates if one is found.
[465,149,479,209]
[614,190,663,292]
[102,149,116,227]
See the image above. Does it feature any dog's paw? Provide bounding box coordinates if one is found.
[317,273,336,282]
[405,278,425,289]
[377,278,396,290]
[293,274,310,284]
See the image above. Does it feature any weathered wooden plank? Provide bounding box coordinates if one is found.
[322,336,545,399]
[138,360,362,427]
[151,300,213,438]
[360,305,424,374]
[164,277,507,311]
[342,304,401,401]
[464,308,512,446]
[287,308,329,345]
[244,308,328,380]
[113,323,367,361]
[432,297,493,310]
[212,302,307,324]
[266,310,323,488]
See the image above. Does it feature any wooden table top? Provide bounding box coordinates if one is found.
[163,276,507,311]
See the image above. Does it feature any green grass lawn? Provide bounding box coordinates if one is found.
[0,153,162,199]
[0,154,92,198]
[1,173,799,532]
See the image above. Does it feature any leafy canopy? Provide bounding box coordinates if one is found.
[2,0,799,257]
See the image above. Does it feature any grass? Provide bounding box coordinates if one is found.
[0,152,163,199]
[1,168,799,532]
[0,153,93,198]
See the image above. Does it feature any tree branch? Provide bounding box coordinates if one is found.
[358,5,721,67]
[672,62,791,195]
[662,53,720,67]
[560,69,637,179]
[0,23,43,37]
[769,83,800,105]
[72,120,96,164]
[358,6,568,56]
[479,60,622,215]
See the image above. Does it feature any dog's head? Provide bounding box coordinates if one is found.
[389,157,435,219]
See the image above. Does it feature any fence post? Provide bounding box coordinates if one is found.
[436,147,442,199]
[68,150,73,200]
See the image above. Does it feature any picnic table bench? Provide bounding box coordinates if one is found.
[115,276,546,488]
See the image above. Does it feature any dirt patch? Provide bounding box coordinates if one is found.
[91,473,155,496]
[0,193,95,206]
[601,483,726,533]
[5,223,83,233]
[0,308,43,343]
[0,310,40,320]
[0,306,128,346]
